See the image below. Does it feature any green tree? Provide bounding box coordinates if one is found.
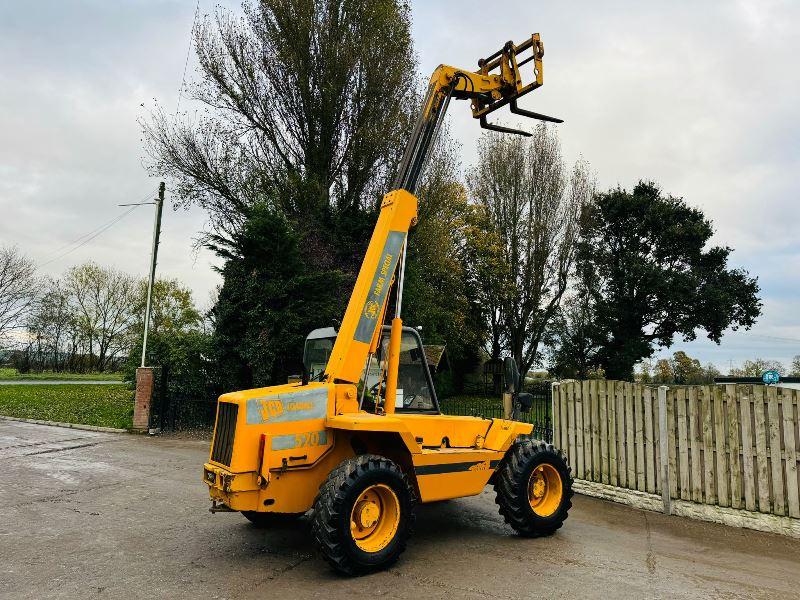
[729,358,785,377]
[670,351,703,384]
[125,277,210,425]
[131,278,202,337]
[791,355,800,376]
[546,286,598,380]
[403,139,483,390]
[578,181,761,380]
[208,205,348,389]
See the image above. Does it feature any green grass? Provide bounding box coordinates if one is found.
[0,368,124,381]
[0,384,134,429]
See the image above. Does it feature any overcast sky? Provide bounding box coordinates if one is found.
[1,1,798,372]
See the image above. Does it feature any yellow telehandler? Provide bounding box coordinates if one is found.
[203,34,573,575]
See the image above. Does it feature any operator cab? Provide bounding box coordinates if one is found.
[303,326,439,413]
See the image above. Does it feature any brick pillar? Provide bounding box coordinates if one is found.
[133,367,154,431]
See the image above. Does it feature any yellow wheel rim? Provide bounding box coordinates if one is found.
[350,484,400,553]
[528,463,563,517]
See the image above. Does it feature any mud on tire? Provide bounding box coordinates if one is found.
[312,454,416,576]
[494,439,573,537]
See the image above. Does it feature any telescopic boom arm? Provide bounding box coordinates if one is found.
[324,34,560,405]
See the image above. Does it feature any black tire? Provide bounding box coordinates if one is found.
[241,511,304,528]
[494,439,573,537]
[312,454,416,576]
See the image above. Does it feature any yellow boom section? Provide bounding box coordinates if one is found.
[323,34,557,392]
[324,189,418,384]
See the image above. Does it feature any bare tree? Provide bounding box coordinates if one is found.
[0,246,38,347]
[142,0,417,240]
[26,277,71,371]
[468,126,593,376]
[65,263,138,371]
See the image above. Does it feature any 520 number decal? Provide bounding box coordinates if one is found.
[271,430,329,451]
[293,431,327,448]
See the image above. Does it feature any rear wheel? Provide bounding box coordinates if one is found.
[494,439,573,537]
[241,511,304,527]
[312,454,415,575]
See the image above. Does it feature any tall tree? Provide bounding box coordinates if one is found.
[579,181,761,380]
[143,0,419,389]
[468,126,593,376]
[143,0,416,238]
[403,134,483,389]
[0,246,38,346]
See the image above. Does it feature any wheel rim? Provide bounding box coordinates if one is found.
[350,484,400,553]
[528,463,563,517]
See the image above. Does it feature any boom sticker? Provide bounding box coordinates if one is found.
[353,230,405,344]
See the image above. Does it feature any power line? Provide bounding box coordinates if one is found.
[40,189,156,261]
[39,206,141,268]
[736,333,800,344]
[38,188,159,268]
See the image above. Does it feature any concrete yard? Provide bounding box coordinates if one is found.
[2,419,799,600]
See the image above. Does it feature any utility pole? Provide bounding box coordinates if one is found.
[141,182,165,367]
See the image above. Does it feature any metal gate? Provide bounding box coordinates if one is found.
[148,365,217,432]
[439,382,553,443]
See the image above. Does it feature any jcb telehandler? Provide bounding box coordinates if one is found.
[203,34,573,575]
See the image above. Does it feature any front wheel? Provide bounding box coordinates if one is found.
[312,454,415,575]
[494,439,573,537]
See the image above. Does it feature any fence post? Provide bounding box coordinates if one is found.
[658,385,672,515]
[551,382,560,448]
[502,392,512,419]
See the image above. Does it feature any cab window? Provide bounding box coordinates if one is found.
[378,331,437,412]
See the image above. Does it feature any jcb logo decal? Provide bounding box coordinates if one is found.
[363,300,380,320]
[259,399,284,422]
[245,389,328,425]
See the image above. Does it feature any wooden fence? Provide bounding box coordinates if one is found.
[552,381,800,519]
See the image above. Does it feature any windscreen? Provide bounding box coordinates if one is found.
[304,337,335,381]
[378,331,435,411]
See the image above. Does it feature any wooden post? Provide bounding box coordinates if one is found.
[551,382,560,449]
[502,392,512,420]
[658,385,671,515]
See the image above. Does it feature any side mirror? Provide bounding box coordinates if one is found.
[516,392,534,413]
[503,357,520,394]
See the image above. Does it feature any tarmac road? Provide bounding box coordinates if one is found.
[2,418,799,600]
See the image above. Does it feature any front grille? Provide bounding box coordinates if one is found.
[211,402,238,466]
